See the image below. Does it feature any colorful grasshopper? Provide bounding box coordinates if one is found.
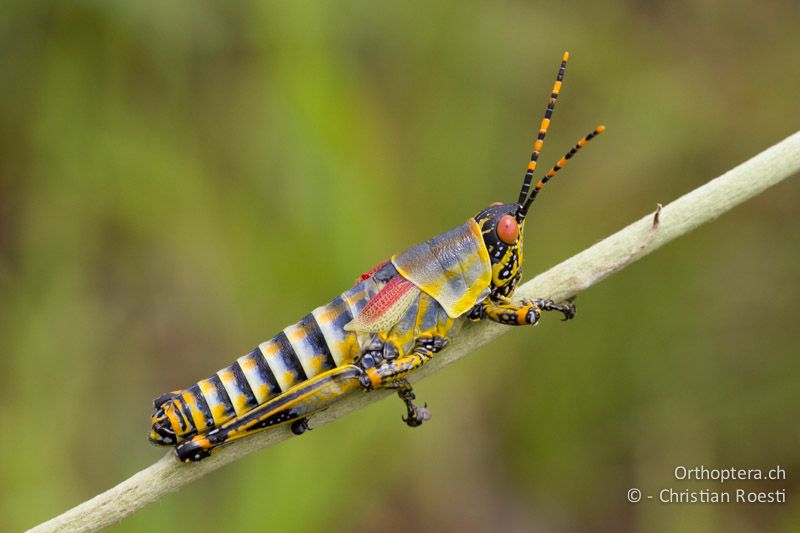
[150,52,604,462]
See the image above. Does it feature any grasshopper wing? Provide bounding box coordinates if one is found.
[344,275,419,333]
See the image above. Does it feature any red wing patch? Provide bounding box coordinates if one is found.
[353,260,389,286]
[344,275,419,333]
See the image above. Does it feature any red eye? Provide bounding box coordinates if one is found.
[497,215,518,244]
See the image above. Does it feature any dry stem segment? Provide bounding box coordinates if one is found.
[28,130,800,533]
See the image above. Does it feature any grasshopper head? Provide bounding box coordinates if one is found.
[473,203,525,299]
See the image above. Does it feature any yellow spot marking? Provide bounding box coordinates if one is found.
[318,307,340,323]
[255,383,269,400]
[553,80,562,94]
[533,139,544,151]
[219,367,248,414]
[288,326,307,342]
[562,51,570,62]
[199,380,215,396]
[540,118,550,131]
[234,395,248,413]
[218,369,243,412]
[199,379,230,425]
[527,161,537,171]
[211,404,228,424]
[308,356,327,376]
[341,338,360,363]
[261,341,279,357]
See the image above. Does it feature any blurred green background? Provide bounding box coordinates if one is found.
[2,1,799,531]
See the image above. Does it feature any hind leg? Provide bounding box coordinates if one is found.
[175,365,363,462]
[389,379,431,427]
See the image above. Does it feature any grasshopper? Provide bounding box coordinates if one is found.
[149,52,604,462]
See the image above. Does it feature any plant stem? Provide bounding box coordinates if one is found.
[27,130,800,533]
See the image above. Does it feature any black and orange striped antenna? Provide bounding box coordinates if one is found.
[519,125,606,216]
[517,51,569,208]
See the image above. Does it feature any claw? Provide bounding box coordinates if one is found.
[415,406,432,422]
[402,405,431,427]
[560,303,577,321]
[403,414,423,427]
[291,418,311,435]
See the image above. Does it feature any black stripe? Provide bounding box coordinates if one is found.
[175,395,193,432]
[252,347,282,398]
[300,314,338,371]
[187,385,214,428]
[209,375,236,420]
[153,391,179,409]
[334,295,357,331]
[274,332,308,386]
[230,362,258,409]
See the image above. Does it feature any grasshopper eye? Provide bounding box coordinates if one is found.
[497,215,518,244]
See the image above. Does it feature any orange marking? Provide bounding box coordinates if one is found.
[553,81,562,94]
[535,180,544,190]
[367,368,381,389]
[183,392,208,431]
[527,161,537,171]
[578,138,587,147]
[166,407,182,433]
[596,124,606,133]
[516,308,528,325]
[562,51,570,62]
[534,139,544,151]
[540,118,550,131]
[211,404,228,424]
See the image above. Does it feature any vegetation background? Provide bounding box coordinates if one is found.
[2,1,799,531]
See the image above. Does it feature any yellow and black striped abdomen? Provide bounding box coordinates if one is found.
[149,272,382,445]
